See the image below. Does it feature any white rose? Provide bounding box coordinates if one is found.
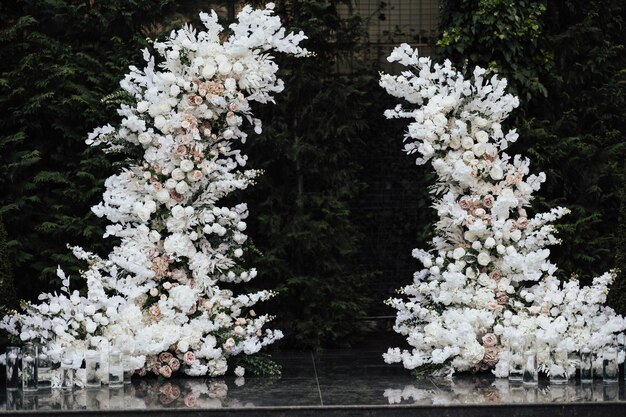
[462,151,475,162]
[233,248,243,258]
[234,366,245,377]
[490,165,504,180]
[472,142,485,157]
[475,130,489,143]
[171,168,186,181]
[484,237,496,248]
[170,85,181,96]
[511,229,522,242]
[496,244,506,254]
[175,181,189,194]
[171,205,186,219]
[149,230,161,242]
[452,248,466,260]
[180,159,194,172]
[136,101,150,113]
[85,320,97,334]
[202,64,216,79]
[461,137,474,149]
[218,61,232,75]
[154,115,166,132]
[464,231,477,242]
[224,78,237,91]
[156,189,170,203]
[138,132,152,145]
[477,252,491,266]
[449,137,461,149]
[471,241,482,250]
[165,178,177,189]
[232,62,244,74]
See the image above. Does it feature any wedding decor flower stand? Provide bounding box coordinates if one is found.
[380,43,626,379]
[1,3,307,383]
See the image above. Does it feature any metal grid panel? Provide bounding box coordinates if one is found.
[338,0,439,68]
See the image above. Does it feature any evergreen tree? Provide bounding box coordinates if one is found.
[608,180,626,316]
[0,216,17,312]
[0,0,190,298]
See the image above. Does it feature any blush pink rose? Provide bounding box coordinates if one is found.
[483,195,494,208]
[482,333,498,347]
[169,358,181,372]
[159,365,172,378]
[184,394,198,408]
[159,352,174,363]
[483,346,501,366]
[183,351,196,365]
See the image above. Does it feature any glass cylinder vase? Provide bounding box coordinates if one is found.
[522,346,538,385]
[580,347,593,383]
[22,342,38,392]
[60,355,74,391]
[508,340,524,382]
[108,350,124,388]
[549,347,568,384]
[5,346,21,390]
[123,358,134,385]
[85,350,102,389]
[38,348,53,390]
[602,345,618,383]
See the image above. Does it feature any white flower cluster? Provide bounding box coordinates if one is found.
[1,3,307,379]
[380,44,626,377]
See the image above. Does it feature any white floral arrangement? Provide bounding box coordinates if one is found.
[380,44,626,377]
[1,3,307,380]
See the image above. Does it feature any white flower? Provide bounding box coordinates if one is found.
[477,252,491,266]
[452,248,466,260]
[138,132,152,145]
[180,160,194,172]
[490,165,504,181]
[171,168,186,181]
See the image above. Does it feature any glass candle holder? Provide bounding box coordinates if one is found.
[618,333,626,381]
[123,358,134,385]
[22,342,38,392]
[522,346,538,385]
[60,355,74,391]
[5,346,21,390]
[108,350,124,388]
[580,347,593,383]
[508,340,524,382]
[602,345,619,383]
[38,349,53,390]
[85,350,102,389]
[549,347,568,384]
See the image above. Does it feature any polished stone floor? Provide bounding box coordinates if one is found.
[2,350,626,412]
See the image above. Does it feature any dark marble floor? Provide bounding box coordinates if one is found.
[2,350,626,413]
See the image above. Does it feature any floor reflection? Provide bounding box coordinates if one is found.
[383,376,626,405]
[2,351,626,412]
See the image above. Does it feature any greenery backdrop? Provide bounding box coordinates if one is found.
[0,0,624,349]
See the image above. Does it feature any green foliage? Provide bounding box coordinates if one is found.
[436,0,550,103]
[244,0,374,349]
[0,216,17,311]
[231,353,282,377]
[0,0,196,298]
[608,180,626,316]
[436,0,626,288]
